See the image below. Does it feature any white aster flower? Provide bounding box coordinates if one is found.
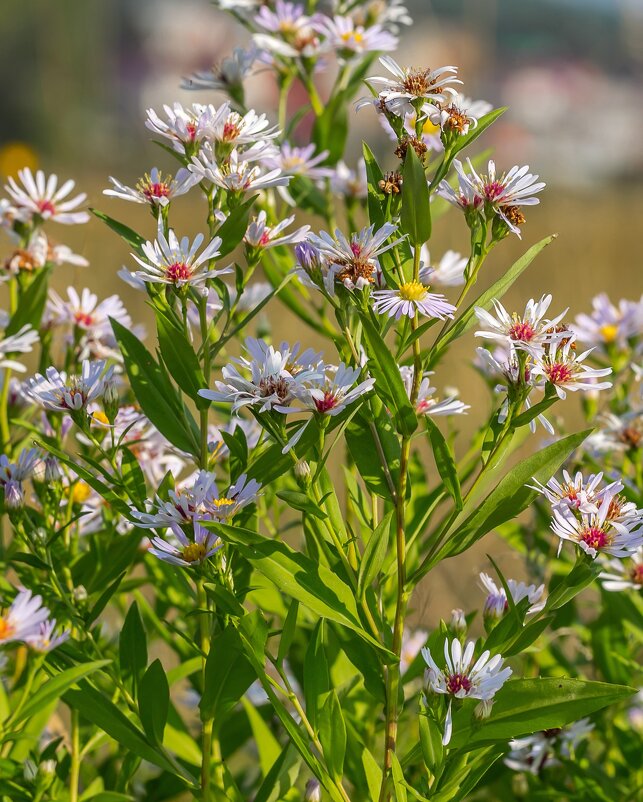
[479,572,545,620]
[204,103,279,150]
[245,210,310,251]
[182,47,257,96]
[104,167,196,208]
[307,223,404,292]
[282,362,376,452]
[149,520,222,568]
[474,295,567,354]
[599,547,643,591]
[505,718,593,774]
[427,101,479,137]
[253,1,322,59]
[5,169,89,225]
[24,359,113,413]
[372,279,456,321]
[551,487,643,559]
[264,142,332,180]
[330,159,368,199]
[422,638,512,745]
[584,409,643,455]
[128,220,227,294]
[47,287,130,342]
[145,102,213,154]
[361,56,461,117]
[399,366,469,417]
[189,147,289,194]
[419,247,467,287]
[0,590,50,645]
[0,326,39,372]
[199,337,324,413]
[531,338,612,399]
[4,230,88,274]
[313,15,398,58]
[529,470,615,515]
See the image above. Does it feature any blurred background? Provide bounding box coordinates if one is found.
[1,0,642,619]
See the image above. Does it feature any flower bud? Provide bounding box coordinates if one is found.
[103,379,120,424]
[305,779,321,802]
[474,699,494,720]
[4,480,24,510]
[294,459,311,489]
[44,456,62,484]
[450,608,466,634]
[23,759,38,783]
[39,760,56,777]
[73,585,88,603]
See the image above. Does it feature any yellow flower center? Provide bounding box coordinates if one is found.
[341,31,363,44]
[0,617,14,640]
[211,498,235,511]
[399,281,428,301]
[71,481,91,504]
[182,542,207,563]
[92,411,110,426]
[600,324,618,343]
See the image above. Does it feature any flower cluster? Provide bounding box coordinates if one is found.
[0,589,68,652]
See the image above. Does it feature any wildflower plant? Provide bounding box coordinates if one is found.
[0,2,642,801]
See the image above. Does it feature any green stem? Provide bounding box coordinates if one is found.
[69,707,80,802]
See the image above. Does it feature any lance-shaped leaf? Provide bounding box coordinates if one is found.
[6,268,51,336]
[155,308,208,408]
[211,523,392,656]
[425,418,462,510]
[400,145,431,245]
[363,141,386,229]
[358,511,394,598]
[449,678,636,751]
[138,659,169,746]
[216,194,257,258]
[92,208,146,255]
[319,691,346,781]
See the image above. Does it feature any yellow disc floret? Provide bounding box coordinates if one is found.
[398,281,428,301]
[182,542,207,563]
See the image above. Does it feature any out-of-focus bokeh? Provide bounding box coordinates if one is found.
[1,0,642,618]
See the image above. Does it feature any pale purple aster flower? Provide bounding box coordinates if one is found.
[0,590,50,645]
[245,211,310,251]
[474,295,568,355]
[149,520,222,568]
[313,15,398,58]
[372,280,456,320]
[24,360,113,413]
[531,338,613,399]
[479,572,545,620]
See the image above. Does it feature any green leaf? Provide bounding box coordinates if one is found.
[319,691,346,781]
[63,682,188,779]
[119,601,147,693]
[436,429,590,564]
[91,208,146,254]
[450,678,636,751]
[400,146,431,245]
[429,235,556,367]
[419,712,443,772]
[216,195,257,258]
[111,318,199,455]
[200,624,257,723]
[359,314,418,437]
[155,309,208,408]
[363,141,386,229]
[276,490,327,520]
[10,660,110,727]
[450,107,507,159]
[120,447,147,507]
[304,621,330,733]
[425,419,462,510]
[138,659,169,745]
[390,752,408,802]
[277,600,299,666]
[362,747,383,801]
[212,523,391,655]
[358,511,394,598]
[6,268,51,336]
[346,407,400,500]
[241,699,282,778]
[252,744,301,802]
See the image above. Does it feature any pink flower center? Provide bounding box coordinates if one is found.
[508,321,536,341]
[74,312,94,327]
[546,362,573,384]
[222,121,241,141]
[630,564,643,585]
[350,242,363,258]
[37,199,56,215]
[259,231,272,246]
[579,526,610,551]
[144,182,171,200]
[446,672,472,694]
[314,391,338,413]
[166,262,192,282]
[484,181,506,201]
[186,122,197,141]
